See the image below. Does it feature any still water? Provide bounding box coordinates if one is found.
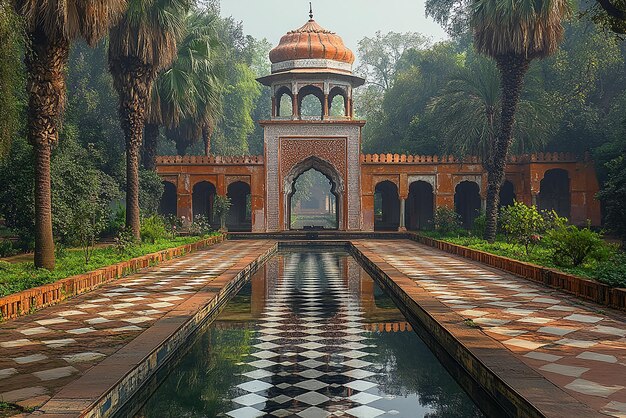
[134,250,485,417]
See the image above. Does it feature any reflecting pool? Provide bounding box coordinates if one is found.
[134,250,485,417]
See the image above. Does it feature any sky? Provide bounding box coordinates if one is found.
[219,0,447,54]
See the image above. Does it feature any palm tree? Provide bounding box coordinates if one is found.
[12,0,127,269]
[471,0,571,241]
[143,11,223,168]
[429,58,553,162]
[109,0,189,239]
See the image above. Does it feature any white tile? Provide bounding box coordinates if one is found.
[225,406,264,418]
[503,338,547,350]
[62,352,106,363]
[237,379,273,393]
[556,338,598,349]
[524,351,563,362]
[99,310,126,317]
[540,363,589,377]
[110,325,142,332]
[0,339,36,348]
[591,325,626,337]
[518,317,553,324]
[531,297,561,304]
[563,314,603,324]
[474,317,510,326]
[66,327,96,335]
[348,392,382,405]
[56,310,85,317]
[232,393,267,406]
[36,318,69,326]
[85,317,110,325]
[547,305,577,312]
[565,379,624,397]
[0,368,17,379]
[19,326,51,336]
[505,308,536,316]
[298,406,331,418]
[33,366,78,381]
[485,327,526,337]
[13,354,47,364]
[537,326,577,336]
[147,302,174,309]
[345,405,385,418]
[294,391,330,406]
[459,309,489,317]
[122,316,153,324]
[42,338,75,348]
[242,369,273,379]
[576,351,618,363]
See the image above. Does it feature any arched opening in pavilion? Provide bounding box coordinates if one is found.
[329,86,348,117]
[499,180,516,208]
[538,169,571,219]
[374,181,400,231]
[298,85,324,119]
[289,168,338,230]
[455,181,481,229]
[192,181,216,225]
[227,181,252,232]
[276,86,293,117]
[159,181,177,217]
[406,181,434,230]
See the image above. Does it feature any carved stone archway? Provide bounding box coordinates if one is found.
[283,156,345,230]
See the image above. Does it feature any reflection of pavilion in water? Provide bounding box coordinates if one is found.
[215,254,409,330]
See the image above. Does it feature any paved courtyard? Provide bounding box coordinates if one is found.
[0,240,273,412]
[360,240,626,418]
[1,238,625,417]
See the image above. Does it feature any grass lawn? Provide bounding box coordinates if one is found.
[419,231,601,279]
[0,235,216,298]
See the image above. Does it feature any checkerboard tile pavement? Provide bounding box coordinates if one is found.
[224,252,400,418]
[0,240,272,409]
[361,240,626,418]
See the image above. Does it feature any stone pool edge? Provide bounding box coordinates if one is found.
[31,241,278,418]
[350,241,605,418]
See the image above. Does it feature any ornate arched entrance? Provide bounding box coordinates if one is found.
[284,157,344,230]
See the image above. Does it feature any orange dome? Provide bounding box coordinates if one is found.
[269,18,355,65]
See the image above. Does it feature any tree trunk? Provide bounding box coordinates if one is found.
[25,29,70,270]
[202,125,213,156]
[142,123,159,170]
[484,54,530,242]
[112,57,153,240]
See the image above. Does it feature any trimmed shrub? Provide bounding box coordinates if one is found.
[546,225,613,267]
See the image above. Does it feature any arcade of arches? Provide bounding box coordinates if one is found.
[155,15,602,233]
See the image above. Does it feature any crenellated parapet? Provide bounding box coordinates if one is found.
[156,155,264,165]
[361,152,582,164]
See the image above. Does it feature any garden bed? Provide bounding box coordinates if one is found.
[410,232,626,311]
[0,235,224,321]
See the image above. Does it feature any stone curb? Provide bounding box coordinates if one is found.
[350,242,606,418]
[30,241,278,418]
[410,233,626,311]
[0,236,225,321]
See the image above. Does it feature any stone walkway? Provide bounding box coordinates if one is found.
[0,240,273,412]
[361,240,626,418]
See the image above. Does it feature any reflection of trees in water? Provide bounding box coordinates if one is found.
[138,327,253,417]
[372,331,484,418]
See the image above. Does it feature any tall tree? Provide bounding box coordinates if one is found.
[472,0,571,241]
[0,2,23,159]
[429,57,553,159]
[109,0,189,239]
[143,11,224,167]
[12,0,127,269]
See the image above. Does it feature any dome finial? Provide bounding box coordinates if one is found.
[309,2,313,20]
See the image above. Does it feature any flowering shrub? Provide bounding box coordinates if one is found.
[433,207,461,235]
[499,202,547,255]
[189,214,213,236]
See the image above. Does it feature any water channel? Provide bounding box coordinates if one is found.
[131,250,489,417]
